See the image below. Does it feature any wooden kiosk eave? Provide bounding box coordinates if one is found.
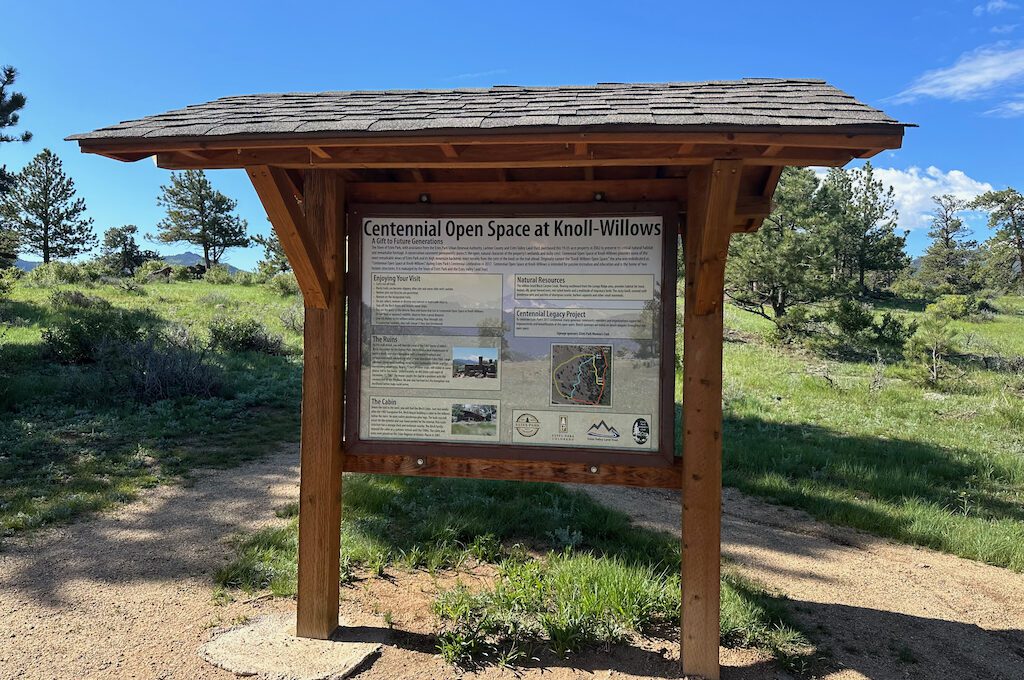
[79,125,902,170]
[72,109,905,680]
[76,125,902,313]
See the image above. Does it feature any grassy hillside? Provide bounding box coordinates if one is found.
[4,276,1022,566]
[2,272,1022,670]
[717,299,1024,570]
[0,277,304,534]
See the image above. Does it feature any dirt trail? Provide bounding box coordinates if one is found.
[3,450,1023,680]
[0,452,301,680]
[579,485,1024,680]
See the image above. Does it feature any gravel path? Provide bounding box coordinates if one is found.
[3,449,1022,679]
[579,485,1024,680]
[0,451,301,680]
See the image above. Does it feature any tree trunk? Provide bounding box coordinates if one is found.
[771,289,787,319]
[1014,234,1024,287]
[203,245,211,270]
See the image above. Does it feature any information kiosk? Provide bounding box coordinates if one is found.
[70,79,909,678]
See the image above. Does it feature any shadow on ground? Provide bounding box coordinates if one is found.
[723,415,1024,546]
[786,601,1024,680]
[0,453,300,609]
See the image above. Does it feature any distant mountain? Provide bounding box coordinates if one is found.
[14,258,40,272]
[161,252,245,273]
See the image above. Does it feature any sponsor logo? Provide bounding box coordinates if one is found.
[632,418,650,445]
[515,413,540,437]
[587,420,620,440]
[559,415,569,433]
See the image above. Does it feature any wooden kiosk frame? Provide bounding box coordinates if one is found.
[70,80,907,679]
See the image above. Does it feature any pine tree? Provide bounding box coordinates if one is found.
[974,238,1018,292]
[153,170,248,269]
[916,195,976,293]
[252,230,291,276]
[971,188,1024,291]
[0,225,16,268]
[0,65,32,196]
[817,162,908,293]
[905,309,959,385]
[0,65,31,264]
[726,167,832,322]
[0,66,30,144]
[0,149,95,263]
[99,224,158,276]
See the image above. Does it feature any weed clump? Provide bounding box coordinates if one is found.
[49,289,110,310]
[266,272,299,297]
[97,326,221,403]
[233,271,258,286]
[204,265,233,285]
[928,294,997,322]
[24,261,103,287]
[279,303,303,333]
[42,307,143,363]
[433,551,680,664]
[208,316,286,355]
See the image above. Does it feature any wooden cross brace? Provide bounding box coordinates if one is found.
[247,165,331,309]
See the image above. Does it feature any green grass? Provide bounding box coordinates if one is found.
[872,294,1024,355]
[7,274,1024,668]
[451,421,497,436]
[0,277,304,535]
[215,473,811,668]
[717,296,1024,571]
[433,551,680,663]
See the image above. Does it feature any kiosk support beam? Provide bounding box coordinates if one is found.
[295,170,346,638]
[247,166,330,309]
[681,160,742,679]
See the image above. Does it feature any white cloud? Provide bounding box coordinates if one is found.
[443,68,509,82]
[986,95,1024,114]
[873,167,994,229]
[991,23,1019,33]
[890,43,1024,102]
[812,166,993,230]
[974,0,1019,15]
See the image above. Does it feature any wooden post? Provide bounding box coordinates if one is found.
[681,160,741,679]
[295,170,346,638]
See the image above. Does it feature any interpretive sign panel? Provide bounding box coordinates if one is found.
[346,204,677,466]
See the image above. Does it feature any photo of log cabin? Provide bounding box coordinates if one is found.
[450,403,498,436]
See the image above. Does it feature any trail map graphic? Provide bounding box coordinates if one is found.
[550,344,612,407]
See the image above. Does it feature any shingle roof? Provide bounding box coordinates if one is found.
[68,79,908,143]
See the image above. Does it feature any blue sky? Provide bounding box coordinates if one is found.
[454,347,499,363]
[4,1,1023,268]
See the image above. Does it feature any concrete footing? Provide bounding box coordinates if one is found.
[199,615,381,680]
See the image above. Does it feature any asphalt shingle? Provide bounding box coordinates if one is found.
[68,79,909,143]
